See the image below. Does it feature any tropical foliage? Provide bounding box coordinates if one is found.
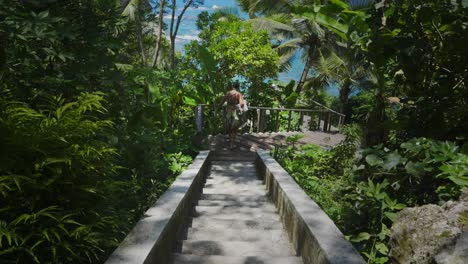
[274,129,467,263]
[0,0,196,262]
[1,0,466,263]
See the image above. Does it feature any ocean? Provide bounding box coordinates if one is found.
[166,0,338,96]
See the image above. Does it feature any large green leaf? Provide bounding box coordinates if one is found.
[366,154,384,166]
[183,96,198,106]
[197,44,217,74]
[316,13,348,33]
[383,151,402,170]
[350,232,371,242]
[329,0,349,9]
[405,161,425,177]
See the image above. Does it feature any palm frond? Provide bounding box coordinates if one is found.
[121,0,139,20]
[214,7,241,22]
[249,17,295,40]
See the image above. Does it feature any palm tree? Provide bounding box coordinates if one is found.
[238,0,350,97]
[312,49,367,113]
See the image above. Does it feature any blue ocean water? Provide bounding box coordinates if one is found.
[167,0,338,96]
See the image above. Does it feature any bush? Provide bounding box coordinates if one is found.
[0,93,122,262]
[273,131,467,264]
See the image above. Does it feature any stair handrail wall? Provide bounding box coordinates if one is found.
[256,150,365,264]
[105,151,211,264]
[195,104,345,135]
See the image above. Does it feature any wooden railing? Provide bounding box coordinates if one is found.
[195,104,345,135]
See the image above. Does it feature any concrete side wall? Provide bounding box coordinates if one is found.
[105,151,210,264]
[256,150,365,264]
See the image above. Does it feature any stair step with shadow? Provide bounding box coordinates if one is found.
[197,199,270,208]
[186,228,289,242]
[180,240,296,257]
[202,187,267,196]
[189,217,284,230]
[203,184,265,192]
[205,177,262,185]
[193,205,279,220]
[172,253,303,264]
[204,182,264,189]
[207,172,258,178]
[201,193,268,202]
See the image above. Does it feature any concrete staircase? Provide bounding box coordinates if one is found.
[171,160,303,264]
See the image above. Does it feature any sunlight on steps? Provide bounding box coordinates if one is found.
[171,160,303,264]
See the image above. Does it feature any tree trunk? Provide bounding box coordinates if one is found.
[151,0,165,68]
[296,56,312,96]
[339,79,351,113]
[169,0,176,68]
[135,2,147,65]
[365,72,388,146]
[169,0,193,68]
[170,35,176,67]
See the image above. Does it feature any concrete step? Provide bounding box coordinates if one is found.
[211,161,255,167]
[189,217,283,230]
[205,177,262,185]
[201,194,268,203]
[207,172,258,178]
[180,240,296,257]
[193,206,279,220]
[195,201,276,210]
[202,187,267,196]
[172,253,303,264]
[210,152,256,161]
[197,200,270,208]
[209,167,256,173]
[203,184,266,192]
[210,166,256,171]
[186,228,289,242]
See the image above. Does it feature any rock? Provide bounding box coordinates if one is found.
[389,189,468,264]
[434,232,468,264]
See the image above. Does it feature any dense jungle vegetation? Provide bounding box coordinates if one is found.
[0,0,467,263]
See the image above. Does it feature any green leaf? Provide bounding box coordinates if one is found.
[38,10,49,19]
[384,212,398,222]
[366,154,384,166]
[316,13,349,37]
[383,151,402,170]
[376,242,389,255]
[448,176,468,186]
[183,96,198,106]
[329,0,349,9]
[378,223,391,240]
[351,232,371,242]
[405,161,425,177]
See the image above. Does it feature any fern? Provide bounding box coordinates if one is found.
[0,93,123,263]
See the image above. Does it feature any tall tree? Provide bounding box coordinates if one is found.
[168,0,204,68]
[152,0,165,67]
[241,0,350,97]
[313,50,367,113]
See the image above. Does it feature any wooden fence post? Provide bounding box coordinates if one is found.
[323,112,329,132]
[196,104,203,133]
[275,110,280,132]
[317,111,322,131]
[287,111,292,132]
[256,108,261,133]
[299,111,304,131]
